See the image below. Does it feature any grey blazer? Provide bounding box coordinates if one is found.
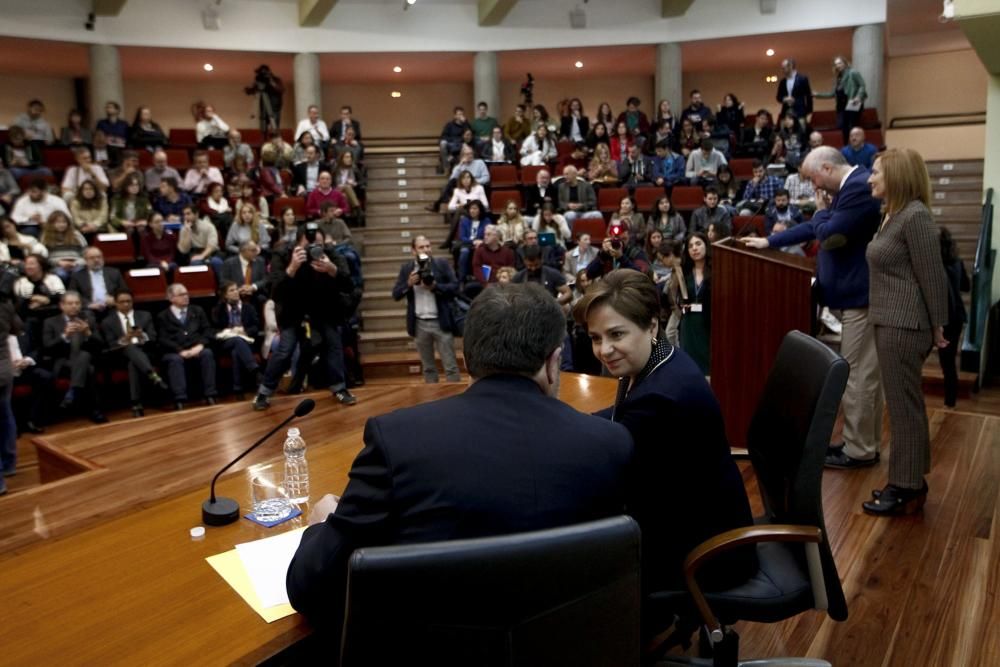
[866,200,948,331]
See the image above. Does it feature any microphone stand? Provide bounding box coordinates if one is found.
[201,399,315,526]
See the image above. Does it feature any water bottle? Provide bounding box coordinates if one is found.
[283,427,310,504]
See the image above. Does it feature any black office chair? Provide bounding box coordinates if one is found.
[340,515,642,667]
[649,330,850,667]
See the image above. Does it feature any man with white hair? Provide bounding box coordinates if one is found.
[144,149,181,194]
[742,146,883,469]
[556,165,602,232]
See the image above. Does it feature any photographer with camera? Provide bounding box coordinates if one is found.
[585,221,650,280]
[253,222,358,410]
[244,64,284,134]
[392,235,461,384]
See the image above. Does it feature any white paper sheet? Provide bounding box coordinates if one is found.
[234,527,306,609]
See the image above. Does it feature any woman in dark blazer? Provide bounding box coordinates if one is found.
[574,269,756,594]
[863,148,948,516]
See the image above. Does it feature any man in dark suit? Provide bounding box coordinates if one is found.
[100,288,166,417]
[286,283,634,631]
[220,240,268,310]
[41,290,106,423]
[155,283,217,410]
[211,280,261,399]
[477,125,515,164]
[618,144,655,190]
[68,247,126,317]
[743,146,882,469]
[290,144,330,196]
[329,105,362,142]
[523,168,556,218]
[776,58,813,126]
[392,235,460,383]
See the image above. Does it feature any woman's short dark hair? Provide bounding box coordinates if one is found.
[463,283,566,379]
[572,269,659,330]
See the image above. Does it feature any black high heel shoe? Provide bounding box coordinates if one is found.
[863,482,928,516]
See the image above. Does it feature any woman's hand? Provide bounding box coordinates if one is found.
[934,326,949,349]
[741,237,770,249]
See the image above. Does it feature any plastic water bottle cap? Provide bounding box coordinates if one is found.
[190,526,206,539]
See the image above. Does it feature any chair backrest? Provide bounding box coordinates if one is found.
[860,107,880,129]
[809,110,838,131]
[490,189,522,215]
[168,128,197,147]
[634,186,662,213]
[746,330,850,621]
[819,130,844,149]
[670,185,705,211]
[340,516,642,667]
[42,148,77,174]
[273,196,306,220]
[174,264,218,298]
[731,215,765,237]
[597,187,628,213]
[728,158,756,180]
[488,164,518,189]
[574,216,608,243]
[126,267,168,303]
[520,164,547,186]
[165,148,191,170]
[93,232,136,266]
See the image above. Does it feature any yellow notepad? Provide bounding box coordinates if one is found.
[206,545,299,623]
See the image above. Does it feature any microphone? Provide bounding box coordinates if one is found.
[201,398,316,526]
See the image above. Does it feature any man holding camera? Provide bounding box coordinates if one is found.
[253,223,358,409]
[585,222,650,280]
[392,236,461,384]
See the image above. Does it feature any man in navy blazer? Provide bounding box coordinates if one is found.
[775,58,813,125]
[744,146,883,469]
[286,283,634,631]
[392,235,460,383]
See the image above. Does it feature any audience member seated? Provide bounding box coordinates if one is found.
[767,135,788,170]
[1,217,45,264]
[645,119,673,156]
[331,126,364,166]
[0,164,19,214]
[10,179,68,238]
[588,143,619,186]
[705,221,729,244]
[609,196,646,238]
[715,164,741,210]
[291,131,318,165]
[221,239,268,306]
[586,223,648,279]
[643,230,668,275]
[305,171,349,220]
[225,203,270,256]
[609,120,633,163]
[42,290,105,423]
[739,109,774,158]
[715,93,745,133]
[156,283,218,410]
[291,145,329,196]
[502,104,531,146]
[652,99,678,136]
[648,195,686,242]
[673,117,700,159]
[201,182,233,235]
[777,112,807,168]
[446,170,489,219]
[649,235,681,288]
[181,150,224,197]
[14,254,64,343]
[559,97,590,144]
[524,168,556,218]
[68,246,124,316]
[12,99,55,145]
[738,160,784,213]
[286,282,632,632]
[680,89,714,131]
[495,199,526,246]
[701,117,732,157]
[261,130,295,170]
[108,150,142,195]
[90,130,111,167]
[69,181,107,235]
[438,106,471,174]
[455,200,490,282]
[61,147,109,202]
[557,166,602,231]
[109,174,151,234]
[784,167,817,212]
[3,126,53,181]
[531,203,572,247]
[178,205,222,273]
[144,149,181,194]
[530,104,557,134]
[295,105,331,150]
[565,233,598,280]
[685,139,727,186]
[60,108,92,147]
[470,101,499,141]
[651,140,686,190]
[615,96,650,146]
[211,280,262,400]
[512,245,572,307]
[154,177,192,224]
[585,121,610,158]
[764,188,805,235]
[10,330,54,435]
[273,205,300,252]
[595,101,615,129]
[253,223,357,409]
[573,268,755,594]
[619,144,655,190]
[129,106,167,152]
[141,213,178,274]
[332,152,364,212]
[224,130,255,170]
[101,287,166,417]
[472,225,515,286]
[193,103,230,150]
[41,211,86,282]
[690,187,733,236]
[95,101,129,153]
[519,125,556,167]
[516,229,565,272]
[842,127,877,168]
[329,105,362,142]
[257,153,286,199]
[479,126,515,164]
[494,266,516,284]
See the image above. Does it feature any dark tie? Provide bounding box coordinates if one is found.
[230,306,240,327]
[179,309,187,325]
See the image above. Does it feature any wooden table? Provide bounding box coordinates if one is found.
[0,374,618,665]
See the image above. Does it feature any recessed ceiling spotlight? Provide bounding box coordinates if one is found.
[406,0,416,5]
[574,61,583,69]
[393,66,402,73]
[765,49,775,57]
[391,91,402,98]
[203,63,214,72]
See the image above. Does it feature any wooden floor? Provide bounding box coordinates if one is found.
[2,379,999,665]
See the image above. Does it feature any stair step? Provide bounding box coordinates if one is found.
[365,146,437,155]
[367,177,445,191]
[929,190,984,205]
[925,160,983,178]
[931,175,984,191]
[363,226,445,242]
[365,212,447,228]
[361,309,407,331]
[930,204,983,223]
[361,257,410,272]
[365,154,439,168]
[366,202,439,216]
[366,189,442,203]
[368,165,442,179]
[360,293,398,310]
[365,271,402,291]
[359,330,415,354]
[361,348,467,381]
[364,136,438,148]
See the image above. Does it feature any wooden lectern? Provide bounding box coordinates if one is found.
[710,239,816,449]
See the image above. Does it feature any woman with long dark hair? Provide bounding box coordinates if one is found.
[679,232,711,374]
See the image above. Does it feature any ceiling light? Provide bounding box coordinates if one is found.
[765,49,775,57]
[574,61,583,69]
[391,91,402,98]
[406,0,416,4]
[203,63,214,72]
[393,66,402,73]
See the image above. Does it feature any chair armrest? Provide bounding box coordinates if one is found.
[683,524,823,635]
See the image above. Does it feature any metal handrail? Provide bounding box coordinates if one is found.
[889,112,987,129]
[966,188,994,348]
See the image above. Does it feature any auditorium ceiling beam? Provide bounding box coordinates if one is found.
[955,0,1000,73]
[661,0,696,18]
[93,0,128,16]
[479,0,519,27]
[299,0,339,27]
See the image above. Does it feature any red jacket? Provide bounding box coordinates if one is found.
[305,187,350,219]
[472,243,515,285]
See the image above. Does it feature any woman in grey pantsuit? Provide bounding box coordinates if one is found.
[862,148,949,516]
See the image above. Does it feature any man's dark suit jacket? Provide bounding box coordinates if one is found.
[391,256,458,337]
[524,183,556,218]
[41,311,102,363]
[329,119,361,141]
[477,138,515,164]
[210,301,261,340]
[618,155,654,186]
[290,160,331,193]
[220,255,269,296]
[286,373,634,627]
[99,309,156,349]
[68,267,127,307]
[775,73,813,119]
[155,305,213,353]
